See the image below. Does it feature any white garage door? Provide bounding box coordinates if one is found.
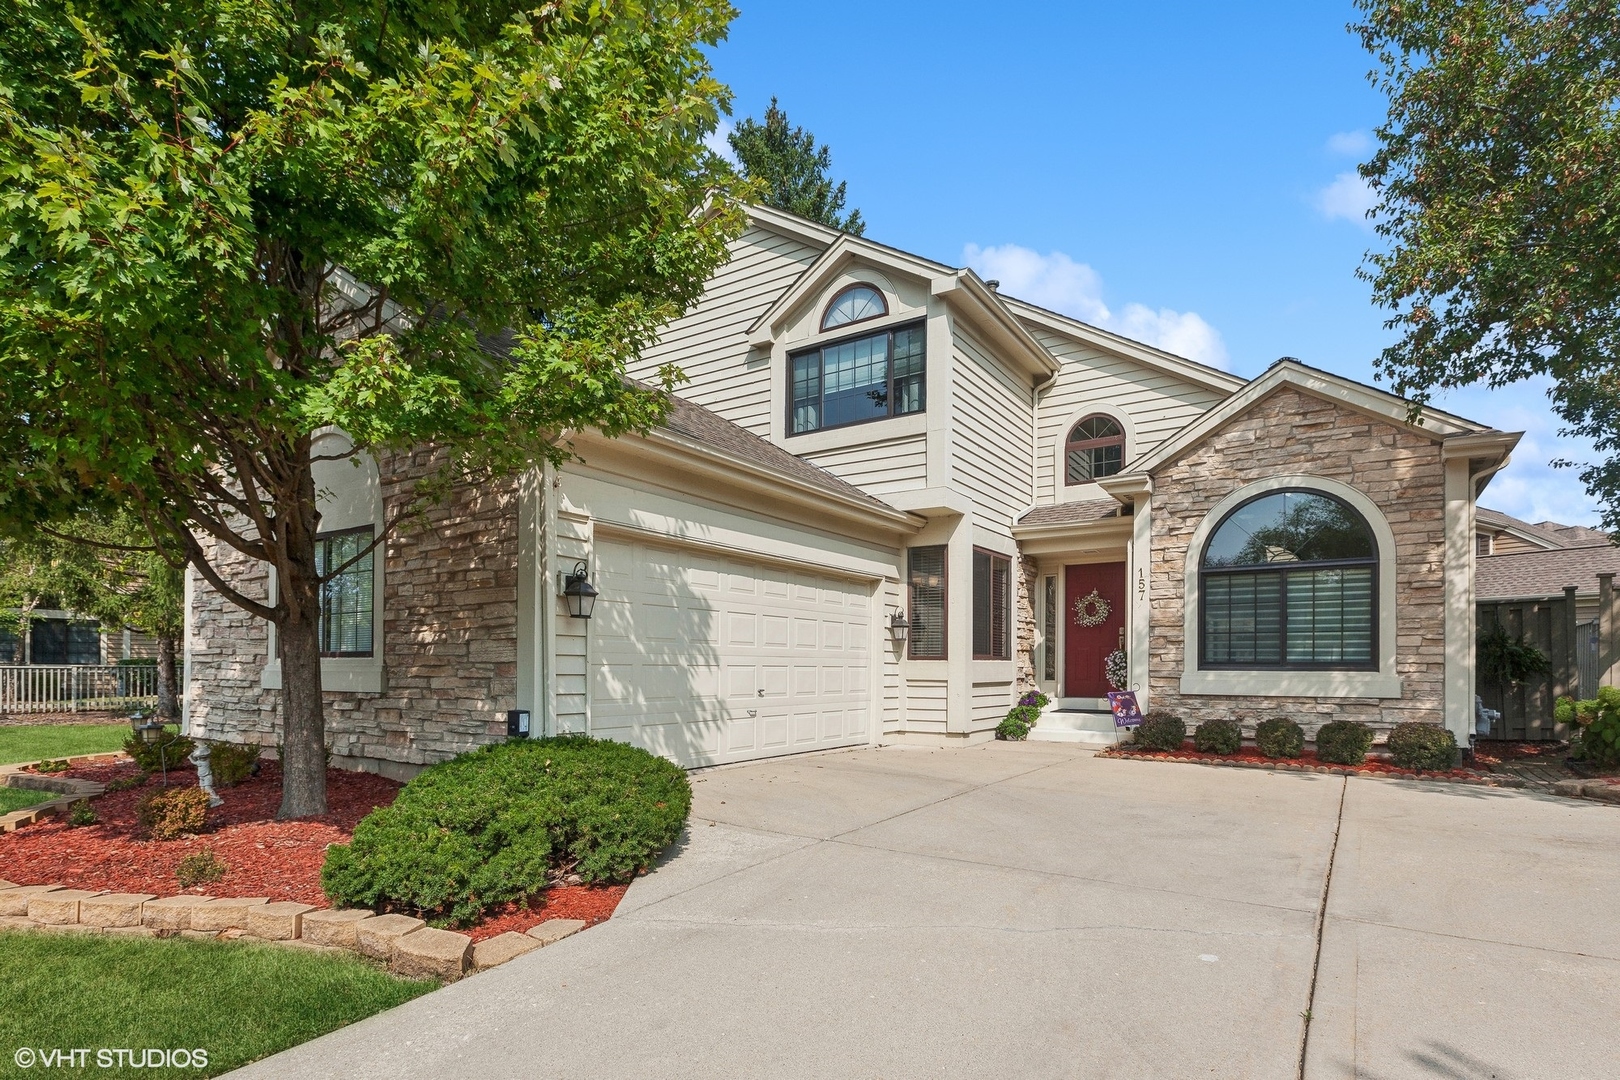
[590,537,874,768]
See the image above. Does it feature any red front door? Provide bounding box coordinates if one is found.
[1064,562,1126,698]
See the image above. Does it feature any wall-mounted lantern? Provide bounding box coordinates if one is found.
[889,609,910,646]
[559,560,599,619]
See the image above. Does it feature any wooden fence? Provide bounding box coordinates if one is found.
[0,664,158,716]
[1476,591,1578,741]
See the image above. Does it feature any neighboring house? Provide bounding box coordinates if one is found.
[184,205,1520,776]
[0,611,157,666]
[1476,509,1617,625]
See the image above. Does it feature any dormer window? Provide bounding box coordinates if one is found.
[1065,415,1125,484]
[789,322,925,435]
[821,285,887,331]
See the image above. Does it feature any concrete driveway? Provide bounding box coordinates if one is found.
[229,743,1619,1079]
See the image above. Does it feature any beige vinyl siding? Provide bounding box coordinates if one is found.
[904,678,949,733]
[880,578,903,732]
[950,329,1036,530]
[972,681,1014,729]
[627,225,825,436]
[799,432,928,498]
[1490,532,1545,556]
[1031,327,1228,502]
[553,507,591,733]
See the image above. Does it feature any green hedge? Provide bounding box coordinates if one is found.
[1134,712,1186,752]
[1255,717,1304,759]
[322,737,690,927]
[1193,717,1242,755]
[1386,723,1456,771]
[1315,721,1374,766]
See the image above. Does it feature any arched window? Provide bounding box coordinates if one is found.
[821,285,887,331]
[1199,489,1377,670]
[1065,415,1125,484]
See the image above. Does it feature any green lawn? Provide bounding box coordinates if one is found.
[0,723,133,765]
[0,787,53,814]
[0,932,437,1077]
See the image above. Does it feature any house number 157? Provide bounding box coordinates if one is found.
[1137,568,1146,600]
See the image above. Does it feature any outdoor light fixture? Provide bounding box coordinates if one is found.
[889,609,910,645]
[559,560,599,620]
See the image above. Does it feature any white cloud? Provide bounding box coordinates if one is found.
[704,117,737,165]
[1434,380,1602,526]
[961,243,1230,369]
[1316,171,1377,226]
[1326,130,1373,156]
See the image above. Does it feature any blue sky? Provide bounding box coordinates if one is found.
[705,0,1600,526]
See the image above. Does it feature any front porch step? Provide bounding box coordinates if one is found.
[1027,709,1124,747]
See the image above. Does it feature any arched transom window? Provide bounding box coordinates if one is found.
[821,284,887,331]
[1199,489,1377,670]
[1065,415,1125,484]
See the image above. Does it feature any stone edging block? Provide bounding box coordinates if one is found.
[0,881,597,979]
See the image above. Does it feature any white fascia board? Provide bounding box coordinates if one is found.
[744,203,844,249]
[929,272,1061,381]
[1441,431,1522,461]
[746,233,953,346]
[1010,515,1135,543]
[1000,297,1247,396]
[574,428,925,537]
[1129,361,1493,477]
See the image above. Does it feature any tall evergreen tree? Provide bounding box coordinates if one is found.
[728,98,864,234]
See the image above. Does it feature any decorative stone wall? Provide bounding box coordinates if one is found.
[1147,386,1447,737]
[1014,553,1040,693]
[186,449,519,776]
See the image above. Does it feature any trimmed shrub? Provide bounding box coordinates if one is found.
[1134,711,1187,752]
[1193,717,1242,755]
[321,737,691,927]
[997,705,1040,741]
[176,848,228,888]
[137,786,211,840]
[1386,723,1457,771]
[1556,686,1620,768]
[66,799,97,827]
[1255,717,1304,759]
[1315,721,1374,766]
[123,729,194,772]
[206,741,260,787]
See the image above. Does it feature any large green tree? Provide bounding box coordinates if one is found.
[728,97,863,234]
[0,0,745,816]
[1355,0,1620,529]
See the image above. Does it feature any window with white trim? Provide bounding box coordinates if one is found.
[1199,490,1376,670]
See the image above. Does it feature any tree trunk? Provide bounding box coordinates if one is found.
[277,543,328,819]
[155,633,179,721]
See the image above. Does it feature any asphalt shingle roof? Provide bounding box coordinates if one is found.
[1477,544,1620,601]
[1017,500,1124,527]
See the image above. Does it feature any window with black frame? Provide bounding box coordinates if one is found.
[972,549,1011,661]
[907,546,947,660]
[789,322,925,435]
[315,527,375,658]
[1200,490,1376,669]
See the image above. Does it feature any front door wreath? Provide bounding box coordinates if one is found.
[1072,588,1111,628]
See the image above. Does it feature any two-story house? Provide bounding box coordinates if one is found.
[184,205,1520,775]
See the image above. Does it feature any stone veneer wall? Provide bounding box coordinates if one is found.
[1147,386,1447,737]
[1014,553,1039,693]
[186,449,519,777]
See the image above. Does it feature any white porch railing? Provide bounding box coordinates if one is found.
[0,664,159,715]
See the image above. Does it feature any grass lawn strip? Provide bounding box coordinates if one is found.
[0,787,54,814]
[0,930,435,1077]
[0,723,130,766]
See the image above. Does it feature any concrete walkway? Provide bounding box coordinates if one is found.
[228,743,1619,1079]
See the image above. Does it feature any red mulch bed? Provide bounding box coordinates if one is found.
[0,757,626,942]
[1101,742,1494,782]
[1471,739,1570,765]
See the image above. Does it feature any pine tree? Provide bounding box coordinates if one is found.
[729,98,865,234]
